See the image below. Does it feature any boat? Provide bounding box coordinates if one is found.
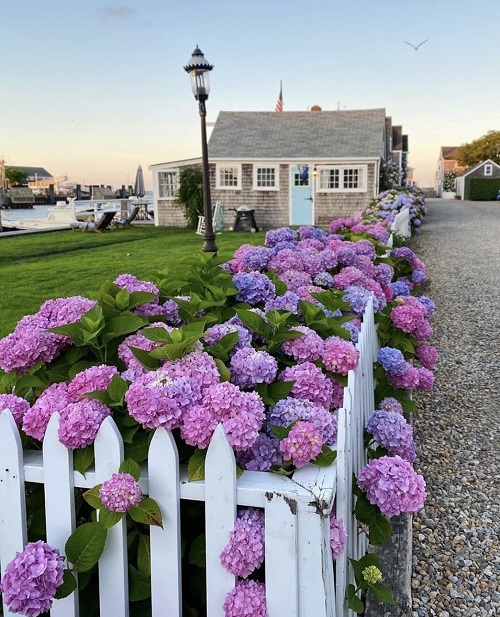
[1,200,81,231]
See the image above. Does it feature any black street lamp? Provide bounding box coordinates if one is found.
[184,46,217,253]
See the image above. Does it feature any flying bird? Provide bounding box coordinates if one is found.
[404,39,429,51]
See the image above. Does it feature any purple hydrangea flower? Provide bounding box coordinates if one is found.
[233,272,276,305]
[265,227,297,247]
[322,337,360,376]
[357,455,426,518]
[230,348,278,388]
[99,472,142,512]
[416,295,436,318]
[279,362,334,409]
[280,420,323,468]
[22,382,72,441]
[313,271,335,288]
[204,322,253,352]
[411,269,427,285]
[241,246,273,271]
[235,432,282,471]
[281,326,324,363]
[114,273,159,295]
[264,291,301,314]
[377,347,407,376]
[388,363,420,389]
[268,397,337,446]
[342,286,373,315]
[0,393,30,427]
[223,579,267,617]
[374,263,394,286]
[390,280,411,298]
[342,320,360,344]
[58,399,111,449]
[0,541,64,617]
[330,513,347,559]
[378,397,403,414]
[220,508,265,577]
[390,304,425,334]
[415,367,435,391]
[367,410,416,462]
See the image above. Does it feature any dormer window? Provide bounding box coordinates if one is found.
[484,164,493,176]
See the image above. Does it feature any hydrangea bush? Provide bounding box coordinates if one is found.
[0,187,434,616]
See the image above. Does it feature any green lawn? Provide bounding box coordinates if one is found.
[0,226,265,336]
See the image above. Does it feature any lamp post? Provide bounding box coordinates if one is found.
[184,46,217,253]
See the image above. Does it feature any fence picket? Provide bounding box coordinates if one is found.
[264,492,299,615]
[148,427,182,616]
[94,416,128,617]
[205,424,237,616]
[0,410,28,617]
[43,413,79,617]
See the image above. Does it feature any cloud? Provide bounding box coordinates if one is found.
[100,6,137,20]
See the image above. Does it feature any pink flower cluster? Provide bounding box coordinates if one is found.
[181,382,265,451]
[357,455,426,518]
[223,579,267,617]
[22,382,72,441]
[0,296,96,374]
[99,472,142,512]
[330,513,347,559]
[322,336,360,375]
[0,541,64,617]
[279,420,323,468]
[279,362,334,409]
[220,508,265,577]
[58,399,111,449]
[281,326,324,363]
[0,393,30,427]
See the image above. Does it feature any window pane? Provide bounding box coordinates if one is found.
[159,171,177,198]
[343,168,360,189]
[219,167,238,187]
[256,167,276,187]
[319,169,339,189]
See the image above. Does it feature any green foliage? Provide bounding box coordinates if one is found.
[65,523,108,572]
[442,170,457,192]
[468,178,500,200]
[346,553,394,613]
[175,166,204,228]
[5,167,29,186]
[379,161,401,191]
[457,130,500,168]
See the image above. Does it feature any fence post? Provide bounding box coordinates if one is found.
[94,417,128,617]
[205,424,237,616]
[43,413,79,617]
[148,427,182,616]
[0,411,28,617]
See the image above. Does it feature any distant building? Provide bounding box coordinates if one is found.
[151,108,409,229]
[5,166,53,183]
[436,147,467,196]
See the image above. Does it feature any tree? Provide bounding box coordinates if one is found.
[5,167,29,186]
[175,166,203,229]
[457,130,500,168]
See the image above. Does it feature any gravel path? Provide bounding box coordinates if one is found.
[409,199,500,616]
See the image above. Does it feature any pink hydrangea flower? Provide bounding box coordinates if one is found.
[280,421,323,468]
[223,580,267,617]
[388,364,420,390]
[413,320,433,341]
[199,382,265,451]
[330,378,345,410]
[180,404,219,449]
[0,541,64,617]
[22,382,72,441]
[58,399,111,449]
[0,393,30,427]
[99,472,142,512]
[415,367,435,392]
[390,304,425,334]
[415,342,438,370]
[357,455,426,518]
[220,508,265,577]
[279,362,334,409]
[281,326,324,363]
[330,513,347,559]
[322,337,360,375]
[68,364,118,398]
[125,368,197,430]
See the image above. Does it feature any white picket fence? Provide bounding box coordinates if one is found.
[0,299,379,617]
[388,207,411,246]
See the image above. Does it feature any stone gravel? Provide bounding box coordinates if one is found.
[408,199,500,616]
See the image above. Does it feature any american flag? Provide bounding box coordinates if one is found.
[275,81,283,112]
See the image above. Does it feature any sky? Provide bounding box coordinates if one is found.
[2,0,500,190]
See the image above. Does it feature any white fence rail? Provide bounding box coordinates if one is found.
[0,300,379,617]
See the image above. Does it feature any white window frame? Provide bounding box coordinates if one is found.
[158,170,178,199]
[252,164,279,190]
[317,165,367,193]
[484,164,493,176]
[216,164,242,190]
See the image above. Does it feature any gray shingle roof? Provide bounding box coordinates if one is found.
[6,166,53,178]
[208,109,387,159]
